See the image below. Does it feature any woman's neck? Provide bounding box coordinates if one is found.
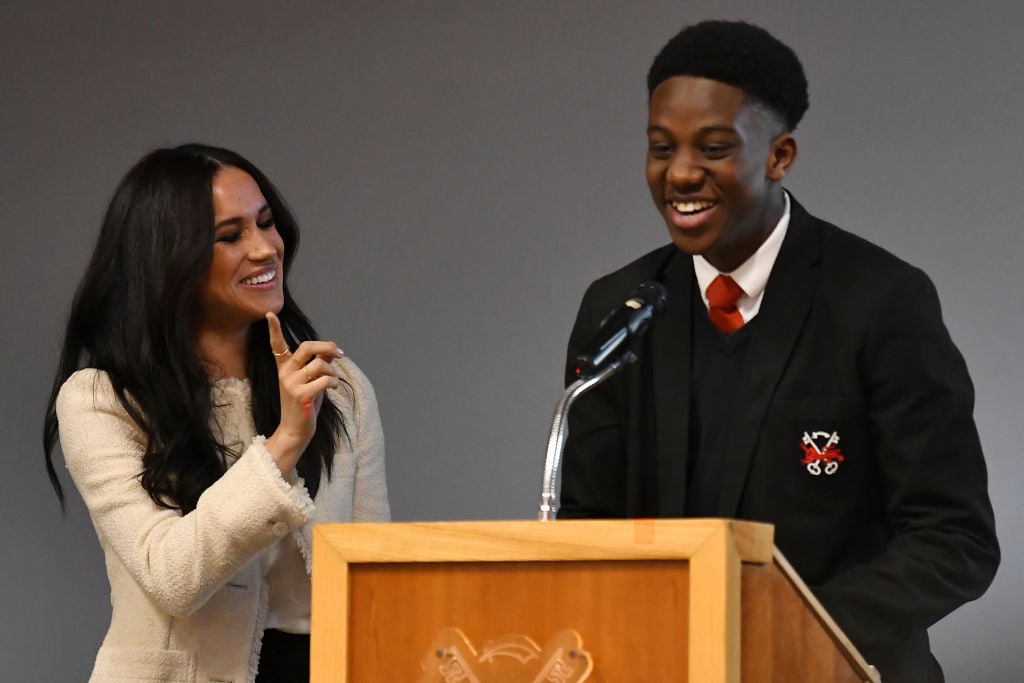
[196,327,249,379]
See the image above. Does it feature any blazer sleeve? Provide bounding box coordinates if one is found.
[57,369,315,618]
[558,282,630,518]
[813,266,1000,651]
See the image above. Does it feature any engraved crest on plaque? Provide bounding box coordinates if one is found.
[419,627,593,682]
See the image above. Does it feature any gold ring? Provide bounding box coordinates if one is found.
[272,347,291,357]
[303,365,312,382]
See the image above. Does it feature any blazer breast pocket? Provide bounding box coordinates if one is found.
[774,398,868,502]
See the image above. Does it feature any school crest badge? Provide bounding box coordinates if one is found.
[800,430,845,475]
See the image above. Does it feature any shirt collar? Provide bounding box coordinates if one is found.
[693,191,790,305]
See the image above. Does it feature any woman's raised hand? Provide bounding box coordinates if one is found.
[263,312,343,476]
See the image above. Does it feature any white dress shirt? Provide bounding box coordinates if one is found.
[693,191,791,323]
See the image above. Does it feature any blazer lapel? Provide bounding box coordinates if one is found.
[716,199,823,516]
[652,251,694,517]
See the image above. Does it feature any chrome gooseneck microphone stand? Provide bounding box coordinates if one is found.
[537,358,625,522]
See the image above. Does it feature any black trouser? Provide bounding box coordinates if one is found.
[256,629,310,682]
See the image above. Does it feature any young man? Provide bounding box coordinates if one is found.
[560,20,998,681]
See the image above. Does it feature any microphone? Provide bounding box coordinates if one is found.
[539,280,669,520]
[573,281,669,379]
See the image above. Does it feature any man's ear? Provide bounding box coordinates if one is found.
[767,134,798,181]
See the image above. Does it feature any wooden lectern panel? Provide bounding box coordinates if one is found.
[741,560,869,683]
[349,561,689,681]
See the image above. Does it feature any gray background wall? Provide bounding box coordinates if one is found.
[3,1,1021,680]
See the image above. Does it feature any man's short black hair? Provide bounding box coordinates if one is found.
[647,20,809,131]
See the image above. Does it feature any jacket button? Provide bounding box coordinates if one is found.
[271,521,290,537]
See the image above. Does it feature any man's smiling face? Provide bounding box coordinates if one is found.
[646,75,795,272]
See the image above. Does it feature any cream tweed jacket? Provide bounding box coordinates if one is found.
[57,357,390,683]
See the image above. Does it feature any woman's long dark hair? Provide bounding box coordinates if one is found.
[43,144,344,513]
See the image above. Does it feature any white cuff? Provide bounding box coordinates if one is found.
[250,435,316,521]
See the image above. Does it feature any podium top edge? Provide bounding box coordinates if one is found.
[313,518,774,564]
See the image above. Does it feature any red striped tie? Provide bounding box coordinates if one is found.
[706,275,745,334]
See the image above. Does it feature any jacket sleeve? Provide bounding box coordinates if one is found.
[813,266,1000,653]
[57,369,315,618]
[558,282,630,519]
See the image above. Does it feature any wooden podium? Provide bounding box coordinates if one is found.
[311,519,879,682]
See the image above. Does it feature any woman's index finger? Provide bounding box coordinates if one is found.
[265,312,290,363]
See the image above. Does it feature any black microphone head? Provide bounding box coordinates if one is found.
[572,280,670,379]
[630,281,669,312]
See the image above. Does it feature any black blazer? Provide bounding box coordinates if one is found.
[560,197,999,681]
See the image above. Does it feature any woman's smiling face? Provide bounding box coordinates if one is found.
[196,165,285,336]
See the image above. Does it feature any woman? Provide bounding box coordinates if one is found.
[42,144,390,682]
